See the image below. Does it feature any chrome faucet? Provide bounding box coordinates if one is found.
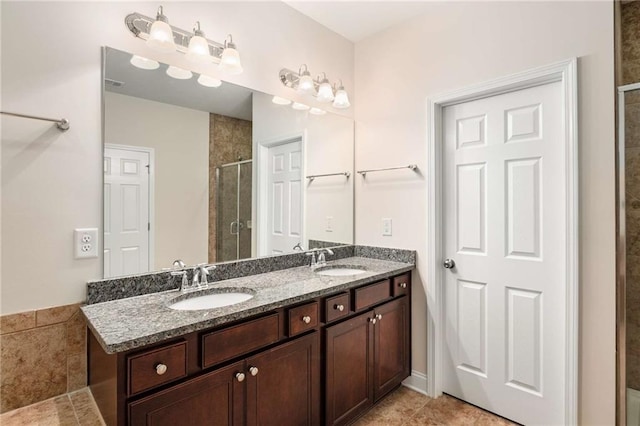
[193,264,216,289]
[171,270,189,293]
[316,248,334,267]
[293,242,304,251]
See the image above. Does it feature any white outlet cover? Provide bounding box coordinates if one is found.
[326,216,334,232]
[74,228,99,259]
[382,218,392,236]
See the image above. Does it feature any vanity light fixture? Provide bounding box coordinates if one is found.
[146,6,176,53]
[125,7,243,75]
[272,96,292,105]
[309,107,327,116]
[197,74,222,87]
[166,65,193,79]
[292,102,310,111]
[332,80,351,109]
[279,66,350,109]
[130,55,160,70]
[186,22,213,64]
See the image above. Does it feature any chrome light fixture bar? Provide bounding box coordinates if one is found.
[125,9,242,74]
[279,66,351,109]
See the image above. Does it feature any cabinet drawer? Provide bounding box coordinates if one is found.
[288,301,319,336]
[353,280,391,311]
[202,313,281,369]
[392,273,411,297]
[127,341,187,396]
[324,293,350,323]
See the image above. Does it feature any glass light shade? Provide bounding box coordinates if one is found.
[292,102,310,111]
[147,20,176,53]
[197,74,222,87]
[332,89,351,109]
[166,65,193,80]
[186,35,213,64]
[218,47,243,75]
[309,108,326,116]
[316,81,334,103]
[272,96,292,105]
[297,74,316,95]
[130,55,160,70]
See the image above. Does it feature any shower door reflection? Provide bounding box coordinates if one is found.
[216,160,253,262]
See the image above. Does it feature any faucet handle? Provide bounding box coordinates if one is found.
[170,270,187,277]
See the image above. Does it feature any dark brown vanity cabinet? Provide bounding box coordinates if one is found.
[325,296,410,426]
[89,271,411,426]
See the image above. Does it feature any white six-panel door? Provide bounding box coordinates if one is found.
[267,141,302,254]
[104,146,151,278]
[442,81,565,425]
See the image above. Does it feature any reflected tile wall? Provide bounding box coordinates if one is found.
[0,304,87,413]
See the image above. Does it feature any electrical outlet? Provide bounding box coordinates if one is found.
[382,218,392,236]
[326,216,333,232]
[75,228,99,259]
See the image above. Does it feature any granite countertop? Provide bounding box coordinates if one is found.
[81,256,414,354]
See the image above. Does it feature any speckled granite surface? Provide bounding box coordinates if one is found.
[81,256,413,354]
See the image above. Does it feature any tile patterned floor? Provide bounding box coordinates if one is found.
[354,386,519,426]
[0,385,516,425]
[0,388,104,426]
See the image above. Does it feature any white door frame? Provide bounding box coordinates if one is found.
[254,131,307,257]
[104,143,155,272]
[426,58,578,424]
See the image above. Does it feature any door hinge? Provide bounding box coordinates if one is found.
[148,222,150,231]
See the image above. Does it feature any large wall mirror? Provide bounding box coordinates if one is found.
[102,47,354,278]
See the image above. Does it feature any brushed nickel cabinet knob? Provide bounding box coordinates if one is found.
[334,304,345,312]
[236,372,246,382]
[302,315,312,324]
[155,363,168,375]
[249,366,259,376]
[399,282,407,288]
[375,314,383,321]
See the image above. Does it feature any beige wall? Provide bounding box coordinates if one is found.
[104,92,209,270]
[354,1,615,424]
[0,1,354,315]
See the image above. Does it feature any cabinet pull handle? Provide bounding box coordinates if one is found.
[334,304,345,312]
[302,315,312,324]
[249,366,259,376]
[155,363,168,375]
[375,314,383,321]
[399,282,407,288]
[235,372,246,382]
[369,317,377,325]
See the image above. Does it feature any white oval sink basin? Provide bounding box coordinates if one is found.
[315,267,366,277]
[169,292,254,311]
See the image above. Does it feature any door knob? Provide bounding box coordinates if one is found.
[443,258,456,269]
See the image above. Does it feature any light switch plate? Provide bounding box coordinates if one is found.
[74,228,99,259]
[326,216,333,232]
[382,218,392,236]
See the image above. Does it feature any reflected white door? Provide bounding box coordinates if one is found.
[267,141,302,254]
[104,146,151,278]
[442,81,565,425]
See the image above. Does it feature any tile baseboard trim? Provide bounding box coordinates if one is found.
[402,370,428,396]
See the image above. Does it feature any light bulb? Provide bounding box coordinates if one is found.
[146,6,176,53]
[130,55,159,70]
[166,65,193,80]
[292,102,310,111]
[197,74,222,87]
[297,74,316,95]
[316,74,334,103]
[218,35,243,75]
[332,83,351,109]
[186,22,213,64]
[272,96,291,105]
[310,108,326,116]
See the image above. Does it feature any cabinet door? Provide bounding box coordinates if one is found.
[373,296,410,401]
[325,311,374,426]
[246,332,320,426]
[128,361,244,426]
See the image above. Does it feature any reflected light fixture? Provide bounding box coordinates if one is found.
[125,8,243,75]
[309,107,326,116]
[292,102,310,111]
[332,80,351,109]
[197,74,222,87]
[146,6,176,53]
[272,96,292,105]
[166,65,193,79]
[279,66,350,109]
[186,22,213,64]
[130,55,160,70]
[219,35,243,75]
[316,73,334,103]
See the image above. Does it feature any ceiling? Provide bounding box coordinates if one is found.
[284,1,433,42]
